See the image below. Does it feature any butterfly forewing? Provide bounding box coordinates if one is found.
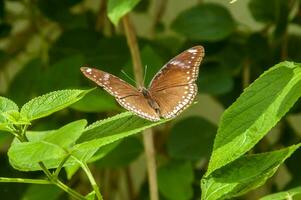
[149,46,204,92]
[81,67,140,98]
[149,46,204,118]
[81,67,160,121]
[81,45,205,121]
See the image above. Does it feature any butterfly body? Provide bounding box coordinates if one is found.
[81,46,205,121]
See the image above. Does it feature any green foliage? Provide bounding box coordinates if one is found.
[207,62,301,174]
[158,161,194,200]
[8,120,87,171]
[20,89,90,121]
[202,144,300,200]
[167,116,216,160]
[260,186,301,200]
[172,3,236,41]
[107,0,141,26]
[95,137,143,168]
[1,0,301,199]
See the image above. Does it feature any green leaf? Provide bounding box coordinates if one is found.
[167,117,216,160]
[37,0,84,28]
[201,144,300,200]
[65,164,81,180]
[207,61,301,175]
[0,96,18,113]
[22,185,62,200]
[72,112,168,162]
[0,96,19,131]
[8,120,87,171]
[71,89,119,113]
[43,120,87,148]
[158,161,194,200]
[198,62,234,95]
[86,191,96,200]
[171,3,236,41]
[95,137,143,168]
[20,89,90,121]
[260,186,301,200]
[107,0,141,26]
[248,0,277,23]
[8,140,67,171]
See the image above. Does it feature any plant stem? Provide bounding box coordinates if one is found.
[142,129,159,200]
[17,126,86,200]
[122,14,159,200]
[122,15,144,86]
[0,177,51,184]
[53,154,71,178]
[79,162,103,200]
[242,59,250,89]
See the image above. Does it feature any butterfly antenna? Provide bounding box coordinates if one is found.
[121,70,137,85]
[143,65,148,86]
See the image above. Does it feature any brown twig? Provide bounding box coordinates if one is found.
[151,0,167,37]
[122,14,159,200]
[122,15,144,86]
[125,167,135,200]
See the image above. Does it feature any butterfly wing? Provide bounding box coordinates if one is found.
[148,46,204,118]
[81,67,160,121]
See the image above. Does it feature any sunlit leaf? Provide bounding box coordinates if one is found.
[20,89,90,121]
[107,0,141,26]
[8,120,87,171]
[207,62,301,174]
[260,186,301,200]
[202,144,300,200]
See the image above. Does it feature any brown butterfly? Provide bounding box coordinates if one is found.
[81,46,205,121]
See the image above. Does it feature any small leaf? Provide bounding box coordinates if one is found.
[207,62,301,175]
[248,0,278,23]
[260,186,301,200]
[201,144,300,200]
[86,191,96,200]
[171,3,236,41]
[107,0,141,26]
[20,89,90,121]
[0,96,18,113]
[167,117,216,160]
[158,161,194,200]
[8,120,86,171]
[8,141,67,171]
[0,96,19,131]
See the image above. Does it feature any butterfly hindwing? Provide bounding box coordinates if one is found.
[116,94,160,121]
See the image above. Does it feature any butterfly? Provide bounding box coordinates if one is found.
[81,46,205,121]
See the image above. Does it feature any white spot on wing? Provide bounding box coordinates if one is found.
[188,49,197,53]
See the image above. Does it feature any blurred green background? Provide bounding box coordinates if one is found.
[0,0,301,199]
